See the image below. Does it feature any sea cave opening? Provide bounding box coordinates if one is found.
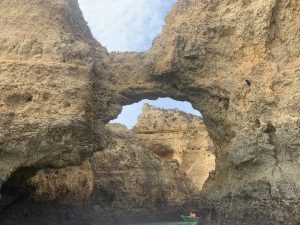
[105,97,216,222]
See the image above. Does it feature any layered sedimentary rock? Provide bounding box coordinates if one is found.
[0,124,197,225]
[0,0,300,224]
[1,105,215,224]
[111,1,300,224]
[133,104,215,191]
[0,0,110,196]
[24,160,93,203]
[89,124,196,215]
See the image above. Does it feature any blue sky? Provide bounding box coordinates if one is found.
[111,98,201,128]
[78,0,176,52]
[78,0,201,128]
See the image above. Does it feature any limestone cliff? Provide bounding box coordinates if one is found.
[0,0,300,224]
[111,1,300,224]
[0,124,197,225]
[133,104,215,191]
[0,0,111,193]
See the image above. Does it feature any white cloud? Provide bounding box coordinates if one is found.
[78,0,175,52]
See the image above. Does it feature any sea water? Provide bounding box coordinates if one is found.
[127,222,195,225]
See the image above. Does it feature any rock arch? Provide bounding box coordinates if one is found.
[0,0,299,224]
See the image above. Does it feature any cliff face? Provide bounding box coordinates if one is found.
[0,0,300,224]
[0,124,197,225]
[1,106,214,224]
[112,1,300,224]
[0,0,111,192]
[90,124,195,214]
[133,104,215,191]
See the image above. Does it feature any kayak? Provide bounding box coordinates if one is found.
[180,215,200,223]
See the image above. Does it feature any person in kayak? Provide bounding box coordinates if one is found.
[189,212,196,218]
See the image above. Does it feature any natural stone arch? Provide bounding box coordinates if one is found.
[105,52,234,147]
[0,0,299,225]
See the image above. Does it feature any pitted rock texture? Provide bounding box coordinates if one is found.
[0,0,111,191]
[0,124,198,225]
[0,0,300,224]
[91,124,196,212]
[25,160,93,203]
[133,104,215,191]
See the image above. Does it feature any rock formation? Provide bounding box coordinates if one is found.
[0,0,109,196]
[0,124,197,225]
[133,104,215,191]
[0,0,300,224]
[0,105,215,224]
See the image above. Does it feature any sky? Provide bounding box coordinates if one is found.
[111,98,201,128]
[78,0,176,52]
[78,1,201,128]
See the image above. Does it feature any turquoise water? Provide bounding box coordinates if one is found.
[127,222,195,225]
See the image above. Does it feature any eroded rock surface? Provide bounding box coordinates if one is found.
[25,160,93,203]
[91,124,196,214]
[0,0,300,224]
[0,124,197,225]
[0,0,111,191]
[133,104,215,191]
[1,105,215,224]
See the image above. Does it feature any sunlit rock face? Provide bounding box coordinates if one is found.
[0,0,300,224]
[90,124,197,221]
[0,0,111,192]
[111,1,300,224]
[133,104,215,191]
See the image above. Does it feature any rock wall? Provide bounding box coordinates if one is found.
[0,124,198,225]
[133,104,215,191]
[1,105,215,224]
[111,1,300,224]
[91,124,196,215]
[0,0,111,192]
[24,160,94,203]
[0,0,300,224]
